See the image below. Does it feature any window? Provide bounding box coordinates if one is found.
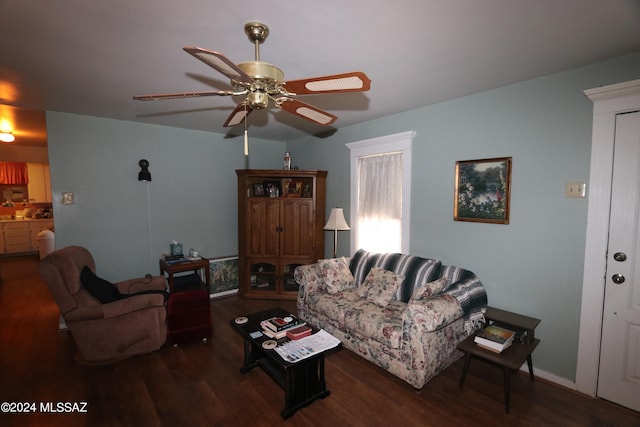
[346,131,415,254]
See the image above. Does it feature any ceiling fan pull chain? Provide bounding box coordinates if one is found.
[243,102,249,157]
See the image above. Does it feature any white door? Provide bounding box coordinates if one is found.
[597,110,640,411]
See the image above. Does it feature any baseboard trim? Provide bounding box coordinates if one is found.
[517,363,581,395]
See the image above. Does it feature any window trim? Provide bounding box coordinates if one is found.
[346,131,415,254]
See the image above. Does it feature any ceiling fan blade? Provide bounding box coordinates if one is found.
[133,90,241,101]
[278,99,337,126]
[284,71,371,95]
[223,102,254,127]
[183,47,254,85]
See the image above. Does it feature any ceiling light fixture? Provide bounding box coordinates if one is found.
[0,131,15,143]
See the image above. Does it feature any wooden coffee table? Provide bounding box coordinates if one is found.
[457,306,541,413]
[229,307,340,419]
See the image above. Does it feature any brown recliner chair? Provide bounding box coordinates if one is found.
[38,245,167,363]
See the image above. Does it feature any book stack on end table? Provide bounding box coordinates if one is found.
[260,314,312,340]
[474,324,516,353]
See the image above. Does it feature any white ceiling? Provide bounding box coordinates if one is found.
[1,0,639,146]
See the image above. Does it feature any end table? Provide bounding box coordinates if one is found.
[457,306,541,413]
[159,257,211,292]
[159,257,213,344]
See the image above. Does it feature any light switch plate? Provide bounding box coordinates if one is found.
[62,192,74,205]
[565,182,587,198]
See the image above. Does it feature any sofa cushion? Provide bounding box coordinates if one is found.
[318,257,355,294]
[80,266,122,304]
[344,299,406,349]
[409,277,448,302]
[362,267,404,306]
[349,249,442,303]
[307,289,365,327]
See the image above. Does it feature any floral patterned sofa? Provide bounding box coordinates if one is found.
[294,249,487,389]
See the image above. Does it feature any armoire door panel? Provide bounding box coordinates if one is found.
[247,199,279,257]
[281,200,314,257]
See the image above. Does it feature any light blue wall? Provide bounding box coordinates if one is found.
[46,112,284,281]
[288,52,640,381]
[46,52,640,383]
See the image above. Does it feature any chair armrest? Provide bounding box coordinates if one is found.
[402,294,463,333]
[102,294,166,318]
[64,294,166,322]
[116,275,166,294]
[64,305,105,322]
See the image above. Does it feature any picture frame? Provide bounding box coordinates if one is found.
[454,157,512,224]
[253,183,264,197]
[263,180,282,198]
[207,256,239,297]
[285,180,302,197]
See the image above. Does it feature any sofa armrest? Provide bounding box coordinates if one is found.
[402,294,464,333]
[116,275,166,295]
[294,263,324,301]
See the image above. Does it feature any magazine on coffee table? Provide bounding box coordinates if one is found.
[274,329,341,363]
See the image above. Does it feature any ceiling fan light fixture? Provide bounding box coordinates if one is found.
[237,61,284,83]
[248,91,268,109]
[0,131,15,143]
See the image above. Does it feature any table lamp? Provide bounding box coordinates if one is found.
[324,208,350,258]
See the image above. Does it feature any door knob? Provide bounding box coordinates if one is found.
[613,252,627,262]
[611,274,625,284]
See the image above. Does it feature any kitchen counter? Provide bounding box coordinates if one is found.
[0,218,53,223]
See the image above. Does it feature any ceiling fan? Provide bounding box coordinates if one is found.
[134,21,371,128]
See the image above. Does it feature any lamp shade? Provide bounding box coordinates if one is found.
[324,208,350,231]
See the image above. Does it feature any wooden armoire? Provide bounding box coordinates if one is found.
[236,169,327,299]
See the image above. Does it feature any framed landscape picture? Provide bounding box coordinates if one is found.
[208,256,239,297]
[454,157,512,224]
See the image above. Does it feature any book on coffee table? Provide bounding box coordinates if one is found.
[261,314,305,332]
[286,325,312,340]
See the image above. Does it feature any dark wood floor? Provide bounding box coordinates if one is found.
[1,255,638,426]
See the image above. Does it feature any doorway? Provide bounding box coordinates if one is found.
[577,79,640,411]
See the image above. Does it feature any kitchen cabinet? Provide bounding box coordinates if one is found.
[236,169,326,299]
[27,163,52,203]
[0,219,54,254]
[4,221,31,253]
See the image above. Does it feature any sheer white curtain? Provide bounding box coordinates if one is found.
[356,153,402,252]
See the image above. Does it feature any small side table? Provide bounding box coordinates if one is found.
[457,306,541,413]
[159,257,213,345]
[159,257,211,292]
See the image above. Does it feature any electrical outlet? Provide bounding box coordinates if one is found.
[565,182,587,198]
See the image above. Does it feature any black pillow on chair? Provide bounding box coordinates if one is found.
[80,266,122,304]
